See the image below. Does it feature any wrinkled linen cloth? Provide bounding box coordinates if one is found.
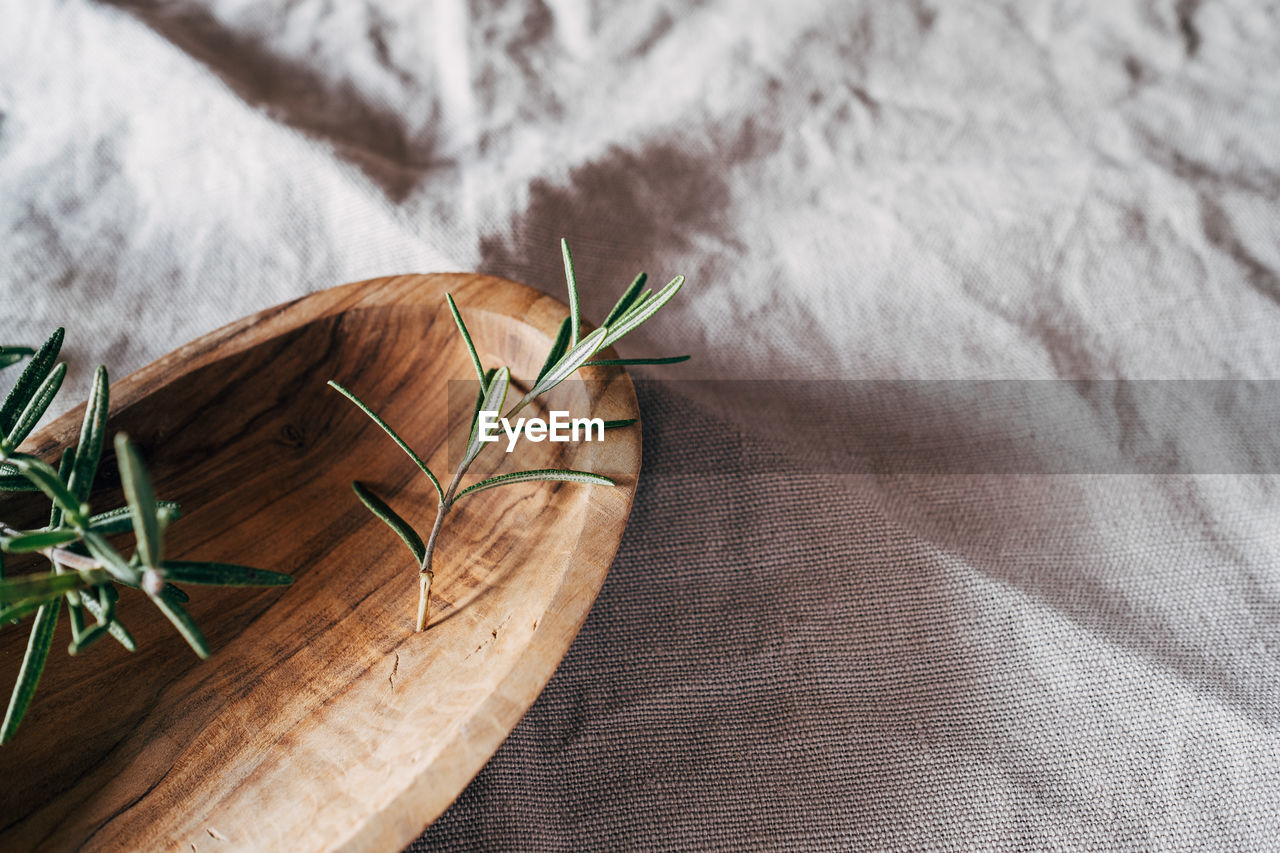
[4,0,1280,848]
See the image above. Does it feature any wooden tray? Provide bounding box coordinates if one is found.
[0,274,641,850]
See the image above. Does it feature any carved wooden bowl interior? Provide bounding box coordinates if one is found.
[0,274,641,851]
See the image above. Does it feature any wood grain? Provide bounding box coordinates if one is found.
[0,274,641,851]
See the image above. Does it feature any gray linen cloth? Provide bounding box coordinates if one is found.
[3,0,1279,848]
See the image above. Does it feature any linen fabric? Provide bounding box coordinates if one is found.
[2,1,1279,848]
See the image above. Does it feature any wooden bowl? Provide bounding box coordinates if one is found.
[0,274,641,850]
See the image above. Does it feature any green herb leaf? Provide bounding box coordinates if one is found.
[0,347,35,370]
[471,366,497,433]
[604,272,648,327]
[524,326,609,403]
[160,560,293,587]
[0,461,37,491]
[3,362,65,452]
[535,317,572,385]
[446,293,486,386]
[1,601,59,743]
[0,328,63,442]
[328,381,444,503]
[0,475,38,492]
[455,468,615,500]
[0,529,81,554]
[81,531,142,586]
[80,592,136,652]
[583,355,691,367]
[352,481,425,564]
[0,595,57,626]
[68,622,109,655]
[603,419,638,429]
[150,588,210,659]
[0,569,107,606]
[87,501,182,536]
[602,275,685,349]
[6,455,85,527]
[50,448,75,529]
[65,584,86,644]
[114,434,162,567]
[69,366,109,503]
[619,289,652,322]
[94,583,117,624]
[464,366,509,466]
[562,238,582,348]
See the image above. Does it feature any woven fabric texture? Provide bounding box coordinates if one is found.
[2,0,1279,848]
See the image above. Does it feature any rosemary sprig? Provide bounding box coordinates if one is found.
[331,239,689,631]
[0,331,293,742]
[0,347,35,370]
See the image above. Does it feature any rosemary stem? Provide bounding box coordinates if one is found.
[414,465,467,631]
[502,394,534,421]
[0,522,100,572]
[45,547,98,572]
[416,573,431,633]
[413,369,540,630]
[416,504,445,632]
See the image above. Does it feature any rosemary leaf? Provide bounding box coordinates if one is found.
[535,317,572,385]
[0,347,35,370]
[525,326,609,402]
[620,289,652,321]
[327,381,444,503]
[0,569,108,606]
[0,595,56,625]
[455,468,615,500]
[0,475,37,492]
[603,419,638,429]
[464,366,509,465]
[446,293,486,386]
[69,366,109,503]
[81,530,142,586]
[602,275,685,349]
[87,501,182,536]
[95,583,117,624]
[50,448,74,529]
[150,588,210,659]
[65,586,86,644]
[471,367,497,432]
[604,272,648,327]
[583,355,692,367]
[0,328,63,441]
[0,601,59,743]
[68,622,109,655]
[7,455,85,527]
[80,592,136,652]
[3,362,66,452]
[160,560,293,587]
[0,529,81,554]
[352,481,425,564]
[114,434,161,568]
[562,238,582,348]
